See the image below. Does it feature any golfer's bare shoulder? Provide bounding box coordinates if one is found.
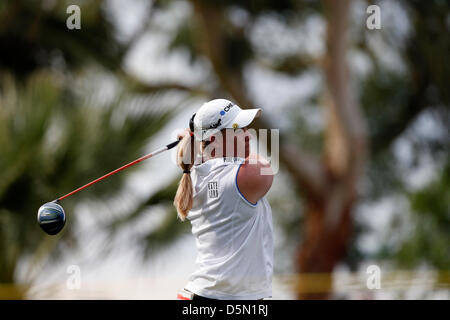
[237,154,273,204]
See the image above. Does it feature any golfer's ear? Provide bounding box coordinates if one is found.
[237,157,273,204]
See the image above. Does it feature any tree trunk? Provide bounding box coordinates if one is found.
[295,198,354,299]
[294,0,367,299]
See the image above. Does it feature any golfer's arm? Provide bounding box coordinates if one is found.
[237,154,274,204]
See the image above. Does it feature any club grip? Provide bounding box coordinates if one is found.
[166,140,181,150]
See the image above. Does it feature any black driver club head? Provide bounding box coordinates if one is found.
[37,200,66,235]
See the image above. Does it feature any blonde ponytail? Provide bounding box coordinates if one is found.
[174,133,195,221]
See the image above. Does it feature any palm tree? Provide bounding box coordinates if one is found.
[0,0,182,298]
[0,70,176,298]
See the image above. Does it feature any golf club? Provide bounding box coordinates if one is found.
[37,139,181,235]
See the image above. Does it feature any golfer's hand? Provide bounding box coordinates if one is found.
[177,128,191,140]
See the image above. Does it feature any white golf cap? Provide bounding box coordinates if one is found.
[192,99,261,141]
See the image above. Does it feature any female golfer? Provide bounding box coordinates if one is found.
[174,99,274,300]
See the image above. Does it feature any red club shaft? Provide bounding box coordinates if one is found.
[57,140,180,201]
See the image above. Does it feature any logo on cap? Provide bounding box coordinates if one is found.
[209,118,222,129]
[219,103,234,117]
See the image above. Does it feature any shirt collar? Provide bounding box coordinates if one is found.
[194,157,245,176]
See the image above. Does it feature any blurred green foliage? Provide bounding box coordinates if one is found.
[398,161,450,269]
[0,0,124,77]
[0,70,173,285]
[0,1,177,295]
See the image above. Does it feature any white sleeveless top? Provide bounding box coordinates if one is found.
[184,157,273,300]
